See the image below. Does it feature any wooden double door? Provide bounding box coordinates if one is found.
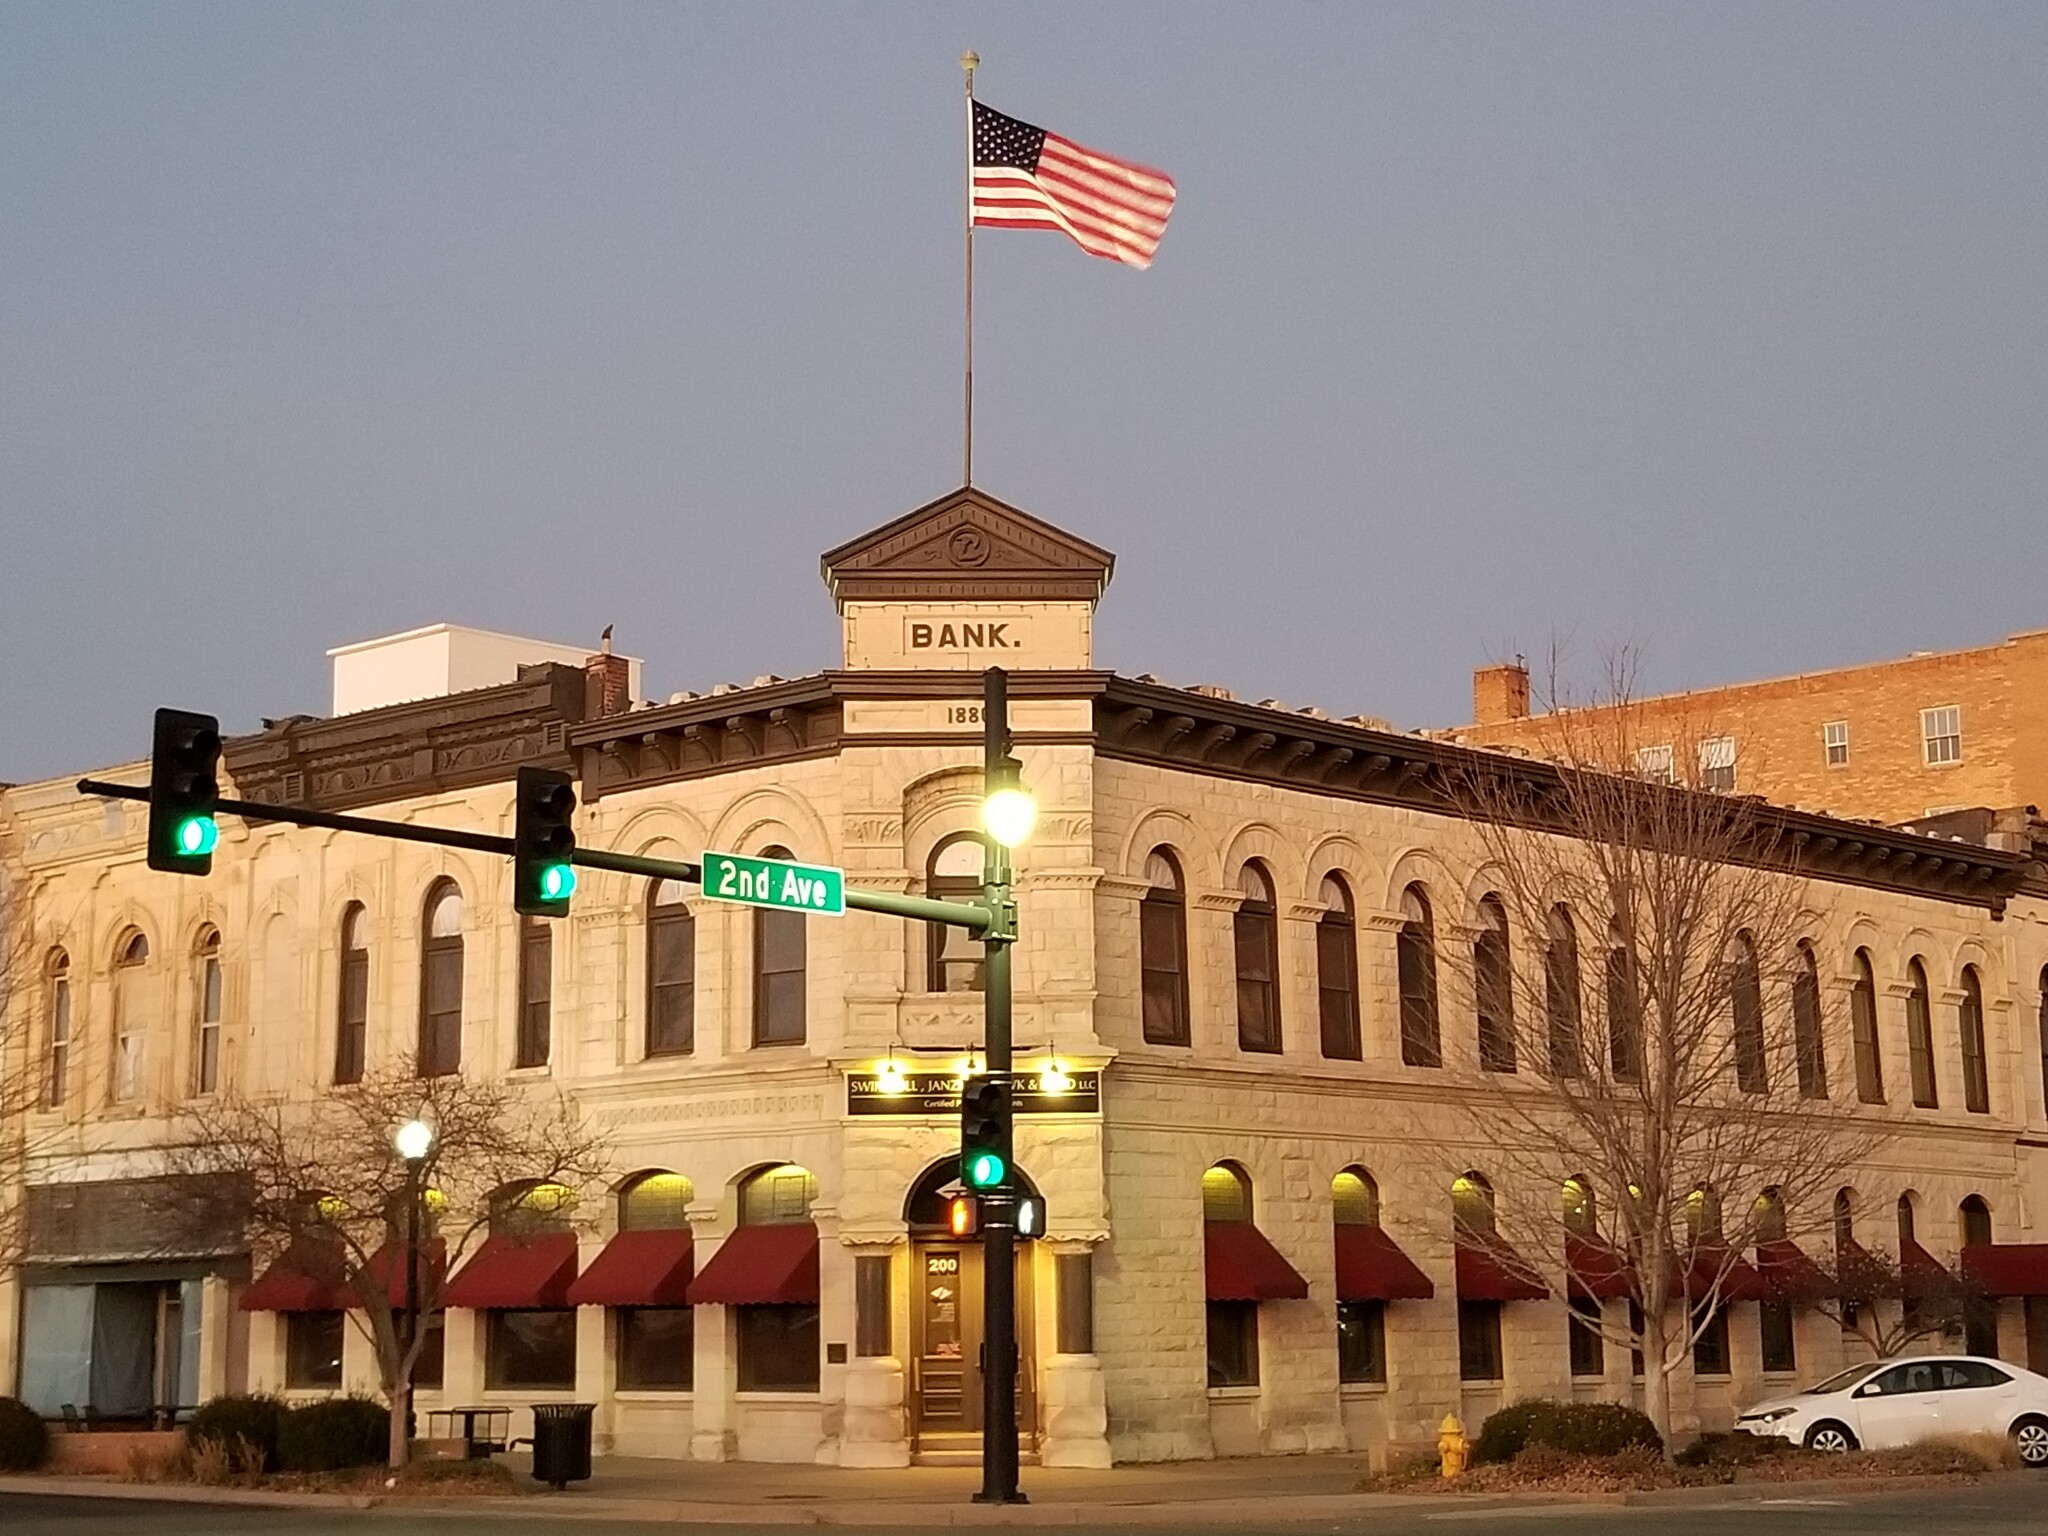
[910,1242,1036,1446]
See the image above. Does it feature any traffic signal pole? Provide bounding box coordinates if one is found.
[975,667,1025,1505]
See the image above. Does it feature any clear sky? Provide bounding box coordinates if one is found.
[4,2,2044,782]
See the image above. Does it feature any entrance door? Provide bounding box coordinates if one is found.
[910,1243,1035,1447]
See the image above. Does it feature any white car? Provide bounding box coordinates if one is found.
[1735,1354,2048,1466]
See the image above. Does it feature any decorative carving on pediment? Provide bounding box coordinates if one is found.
[821,487,1115,607]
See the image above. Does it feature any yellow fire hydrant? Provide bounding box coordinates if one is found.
[1438,1413,1470,1479]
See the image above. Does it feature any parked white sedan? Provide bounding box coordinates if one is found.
[1736,1355,2048,1465]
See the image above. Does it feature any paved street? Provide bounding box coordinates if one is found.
[1,1482,2043,1536]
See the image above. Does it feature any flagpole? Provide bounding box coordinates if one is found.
[962,50,978,488]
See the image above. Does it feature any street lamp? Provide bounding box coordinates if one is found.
[980,785,1036,849]
[394,1118,434,1456]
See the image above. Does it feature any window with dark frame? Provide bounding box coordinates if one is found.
[2039,967,2048,1128]
[618,1307,693,1389]
[1833,1189,1862,1334]
[1397,885,1441,1067]
[285,1309,344,1389]
[1906,959,1938,1108]
[1692,1304,1731,1376]
[1338,1300,1386,1384]
[1760,1301,1797,1374]
[1056,1251,1095,1355]
[1568,1297,1605,1378]
[1961,1195,1998,1356]
[1730,933,1768,1094]
[736,1305,821,1391]
[46,952,71,1107]
[1605,933,1641,1081]
[753,848,806,1046]
[195,930,222,1095]
[336,905,367,1085]
[1852,950,1885,1103]
[1139,850,1190,1046]
[419,882,464,1077]
[485,1307,576,1390]
[855,1255,891,1358]
[1233,863,1281,1053]
[1628,1300,1644,1378]
[926,836,986,992]
[1959,966,1990,1114]
[647,880,695,1056]
[1793,944,1827,1099]
[1458,1300,1503,1381]
[412,1312,445,1388]
[1545,906,1584,1078]
[1474,897,1515,1073]
[1316,874,1361,1061]
[516,918,551,1069]
[1206,1300,1259,1387]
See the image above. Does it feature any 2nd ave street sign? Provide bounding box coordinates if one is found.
[701,851,846,917]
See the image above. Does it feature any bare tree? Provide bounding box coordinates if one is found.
[166,1060,610,1468]
[0,844,49,1270]
[1789,1240,1981,1360]
[1437,653,1892,1451]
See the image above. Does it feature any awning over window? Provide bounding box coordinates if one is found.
[1563,1234,1634,1300]
[567,1229,696,1308]
[443,1232,579,1310]
[1455,1234,1547,1301]
[1204,1222,1309,1301]
[361,1238,447,1309]
[240,1245,351,1312]
[1676,1246,1769,1303]
[1333,1225,1433,1301]
[1754,1239,1832,1302]
[1962,1242,2048,1298]
[1900,1238,1953,1298]
[1834,1236,1895,1302]
[686,1222,819,1306]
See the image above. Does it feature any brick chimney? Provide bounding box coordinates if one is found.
[584,626,631,719]
[1473,660,1530,726]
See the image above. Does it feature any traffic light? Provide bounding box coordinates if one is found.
[148,709,221,875]
[959,1074,1013,1192]
[947,1193,979,1238]
[513,766,578,917]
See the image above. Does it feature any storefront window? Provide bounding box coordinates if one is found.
[1336,1300,1385,1384]
[1206,1300,1258,1387]
[1568,1297,1604,1378]
[286,1310,345,1389]
[618,1307,692,1390]
[736,1305,819,1391]
[1458,1300,1502,1381]
[485,1309,575,1390]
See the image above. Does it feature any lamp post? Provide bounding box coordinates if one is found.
[975,668,1033,1505]
[394,1117,434,1452]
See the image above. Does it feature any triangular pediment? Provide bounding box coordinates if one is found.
[821,487,1115,609]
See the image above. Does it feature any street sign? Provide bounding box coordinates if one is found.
[701,850,846,917]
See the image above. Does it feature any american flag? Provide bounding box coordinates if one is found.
[971,101,1176,269]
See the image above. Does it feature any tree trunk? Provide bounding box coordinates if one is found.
[387,1378,410,1470]
[1640,1308,1676,1463]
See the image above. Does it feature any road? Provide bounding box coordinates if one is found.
[1,1483,2043,1536]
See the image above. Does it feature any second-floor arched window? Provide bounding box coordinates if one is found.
[1852,949,1884,1103]
[517,917,552,1070]
[194,928,223,1095]
[1792,943,1827,1099]
[1958,965,1989,1115]
[1316,875,1360,1060]
[1730,933,1766,1094]
[1234,863,1281,1053]
[1605,923,1641,1082]
[336,904,368,1085]
[113,930,150,1103]
[753,847,806,1046]
[1139,849,1190,1046]
[45,950,71,1108]
[1546,905,1583,1079]
[419,881,464,1077]
[926,836,986,992]
[1397,885,1441,1067]
[1474,896,1515,1073]
[647,879,695,1057]
[1906,958,1937,1108]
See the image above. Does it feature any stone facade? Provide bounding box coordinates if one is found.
[5,486,2048,1468]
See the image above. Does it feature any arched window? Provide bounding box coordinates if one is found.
[926,836,986,992]
[1234,863,1281,1053]
[1140,849,1190,1046]
[2039,966,2048,1127]
[1605,923,1640,1082]
[1316,874,1361,1060]
[516,916,552,1070]
[1959,1193,1999,1355]
[194,929,223,1095]
[1851,949,1885,1103]
[616,1172,695,1391]
[1474,896,1515,1073]
[1546,905,1584,1078]
[1730,932,1767,1094]
[1397,885,1441,1067]
[1958,966,1989,1115]
[1333,1168,1385,1385]
[1754,1188,1797,1373]
[647,879,695,1057]
[45,950,71,1108]
[620,1171,693,1230]
[734,1164,819,1392]
[1906,959,1937,1108]
[1332,1167,1380,1227]
[1686,1184,1724,1244]
[1754,1188,1788,1243]
[419,881,464,1076]
[753,847,806,1047]
[1896,1191,1918,1249]
[491,1178,578,1237]
[1833,1189,1856,1252]
[1452,1171,1496,1237]
[480,1179,579,1393]
[336,904,368,1085]
[739,1163,818,1227]
[1960,1194,1992,1248]
[1561,1176,1595,1235]
[113,930,150,1103]
[1203,1163,1258,1386]
[1792,943,1827,1100]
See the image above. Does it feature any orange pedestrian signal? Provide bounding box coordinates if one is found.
[947,1194,979,1237]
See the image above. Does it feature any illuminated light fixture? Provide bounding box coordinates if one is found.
[1017,1197,1042,1238]
[394,1118,435,1163]
[948,1194,978,1237]
[1037,1060,1073,1096]
[877,1052,910,1095]
[538,862,577,902]
[980,786,1038,849]
[175,815,220,857]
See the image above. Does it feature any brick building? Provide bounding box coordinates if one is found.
[6,487,2048,1467]
[1454,630,2048,827]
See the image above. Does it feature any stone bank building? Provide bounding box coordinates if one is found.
[6,489,2048,1466]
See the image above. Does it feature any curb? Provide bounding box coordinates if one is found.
[0,1474,375,1511]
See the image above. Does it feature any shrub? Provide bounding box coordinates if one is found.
[0,1396,48,1472]
[187,1394,286,1472]
[278,1397,390,1473]
[1473,1399,1662,1464]
[1677,1430,1805,1468]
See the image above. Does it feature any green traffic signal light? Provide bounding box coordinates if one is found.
[175,815,220,857]
[514,766,578,918]
[965,1150,1007,1190]
[148,708,221,875]
[539,862,576,902]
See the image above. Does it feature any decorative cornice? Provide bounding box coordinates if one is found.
[819,486,1115,608]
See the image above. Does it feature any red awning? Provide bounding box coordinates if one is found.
[1564,1234,1634,1300]
[1754,1239,1833,1302]
[1962,1242,2048,1298]
[1834,1237,1898,1302]
[1333,1225,1434,1301]
[567,1228,696,1308]
[687,1222,820,1306]
[362,1238,448,1309]
[240,1245,351,1312]
[1204,1222,1310,1301]
[1678,1246,1770,1303]
[1455,1235,1547,1301]
[443,1232,579,1310]
[1901,1238,1953,1298]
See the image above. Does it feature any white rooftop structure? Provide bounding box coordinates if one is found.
[327,623,642,716]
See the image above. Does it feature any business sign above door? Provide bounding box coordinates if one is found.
[846,1070,1102,1117]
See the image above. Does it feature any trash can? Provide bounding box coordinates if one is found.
[529,1402,595,1489]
